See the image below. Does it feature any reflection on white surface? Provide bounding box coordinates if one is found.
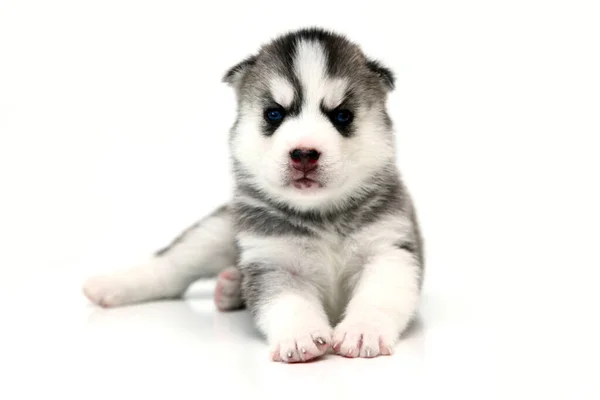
[79,283,429,399]
[1,264,598,399]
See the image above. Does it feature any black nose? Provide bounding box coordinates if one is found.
[290,149,320,163]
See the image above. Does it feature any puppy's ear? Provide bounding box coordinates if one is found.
[222,55,257,89]
[366,59,395,91]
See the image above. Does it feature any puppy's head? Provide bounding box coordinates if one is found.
[225,28,396,211]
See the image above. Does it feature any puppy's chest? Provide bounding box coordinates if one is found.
[238,227,369,284]
[309,231,363,278]
[238,228,368,320]
[304,231,366,320]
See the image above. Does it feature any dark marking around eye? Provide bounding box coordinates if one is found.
[260,91,303,137]
[261,103,285,137]
[320,91,357,138]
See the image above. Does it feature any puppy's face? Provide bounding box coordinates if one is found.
[226,29,396,211]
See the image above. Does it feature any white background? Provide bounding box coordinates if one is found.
[1,0,599,399]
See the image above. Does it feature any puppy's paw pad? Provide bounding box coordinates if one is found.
[214,267,243,311]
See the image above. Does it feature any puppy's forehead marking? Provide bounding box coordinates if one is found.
[269,77,295,108]
[293,40,348,112]
[294,40,327,98]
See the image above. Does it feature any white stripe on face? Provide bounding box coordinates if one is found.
[294,40,348,112]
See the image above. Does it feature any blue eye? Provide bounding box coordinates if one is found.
[334,110,353,125]
[265,108,285,122]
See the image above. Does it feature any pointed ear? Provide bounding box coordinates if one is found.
[222,55,257,89]
[366,59,395,91]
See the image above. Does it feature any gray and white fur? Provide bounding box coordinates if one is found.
[83,28,424,362]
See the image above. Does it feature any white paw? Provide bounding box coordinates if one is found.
[270,325,332,363]
[333,318,396,358]
[258,293,333,363]
[83,259,181,307]
[83,274,134,308]
[214,267,243,311]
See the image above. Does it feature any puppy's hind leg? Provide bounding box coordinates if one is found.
[214,267,243,311]
[83,204,236,308]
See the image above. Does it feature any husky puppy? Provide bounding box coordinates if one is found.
[83,27,424,362]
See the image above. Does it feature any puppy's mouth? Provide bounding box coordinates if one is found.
[288,165,324,190]
[290,169,322,189]
[292,176,322,189]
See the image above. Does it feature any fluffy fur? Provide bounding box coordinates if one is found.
[83,27,424,363]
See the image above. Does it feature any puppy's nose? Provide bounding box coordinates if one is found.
[290,148,320,172]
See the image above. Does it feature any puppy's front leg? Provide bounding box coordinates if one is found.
[333,245,422,358]
[242,264,332,363]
